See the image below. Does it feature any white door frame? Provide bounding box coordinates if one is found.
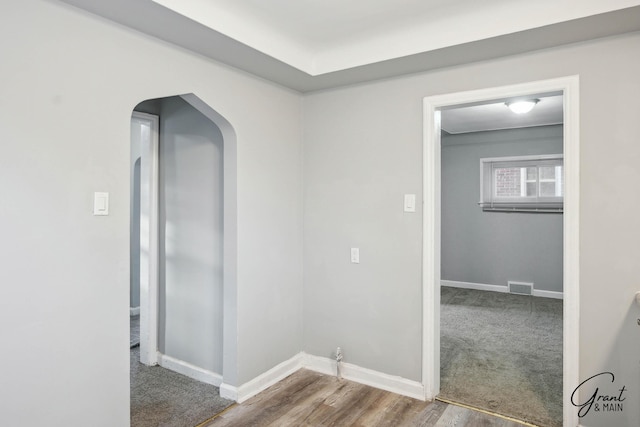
[132,111,160,366]
[422,76,580,427]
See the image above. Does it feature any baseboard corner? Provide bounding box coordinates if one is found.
[219,383,238,401]
[235,352,305,403]
[303,352,336,376]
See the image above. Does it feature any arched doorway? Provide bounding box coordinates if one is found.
[130,94,238,426]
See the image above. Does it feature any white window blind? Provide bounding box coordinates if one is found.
[479,154,563,212]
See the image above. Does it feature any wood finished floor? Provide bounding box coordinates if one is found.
[203,369,529,427]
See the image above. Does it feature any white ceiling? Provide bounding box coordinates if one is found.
[150,0,640,74]
[60,0,640,91]
[442,95,564,134]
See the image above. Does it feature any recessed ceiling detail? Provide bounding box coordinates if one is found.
[60,0,640,91]
[150,0,640,75]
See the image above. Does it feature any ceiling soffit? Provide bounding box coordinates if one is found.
[59,0,640,92]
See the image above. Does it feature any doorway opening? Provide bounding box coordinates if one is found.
[422,77,580,427]
[438,94,564,426]
[129,94,238,426]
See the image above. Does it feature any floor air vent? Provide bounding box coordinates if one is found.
[508,281,533,295]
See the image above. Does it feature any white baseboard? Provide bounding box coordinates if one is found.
[158,354,223,387]
[532,289,564,299]
[221,352,424,403]
[130,306,140,316]
[442,280,507,293]
[219,383,238,401]
[442,280,563,299]
[232,352,305,403]
[302,353,334,376]
[303,353,425,401]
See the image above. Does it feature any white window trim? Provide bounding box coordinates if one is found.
[479,154,564,212]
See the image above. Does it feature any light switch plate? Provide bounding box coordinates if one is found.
[404,194,416,212]
[94,192,109,216]
[350,248,360,264]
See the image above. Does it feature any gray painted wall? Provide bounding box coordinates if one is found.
[3,1,640,426]
[441,125,563,293]
[0,1,303,425]
[157,96,224,374]
[303,33,640,427]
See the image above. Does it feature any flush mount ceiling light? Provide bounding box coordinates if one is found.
[505,99,539,114]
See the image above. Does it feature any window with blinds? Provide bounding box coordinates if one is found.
[479,154,563,212]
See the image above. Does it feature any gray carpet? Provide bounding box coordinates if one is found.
[440,286,562,427]
[131,315,140,348]
[130,317,233,427]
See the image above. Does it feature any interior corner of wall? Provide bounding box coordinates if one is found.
[219,382,239,402]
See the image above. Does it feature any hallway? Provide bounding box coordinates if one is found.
[130,316,232,427]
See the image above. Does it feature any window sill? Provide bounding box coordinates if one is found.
[479,204,563,213]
